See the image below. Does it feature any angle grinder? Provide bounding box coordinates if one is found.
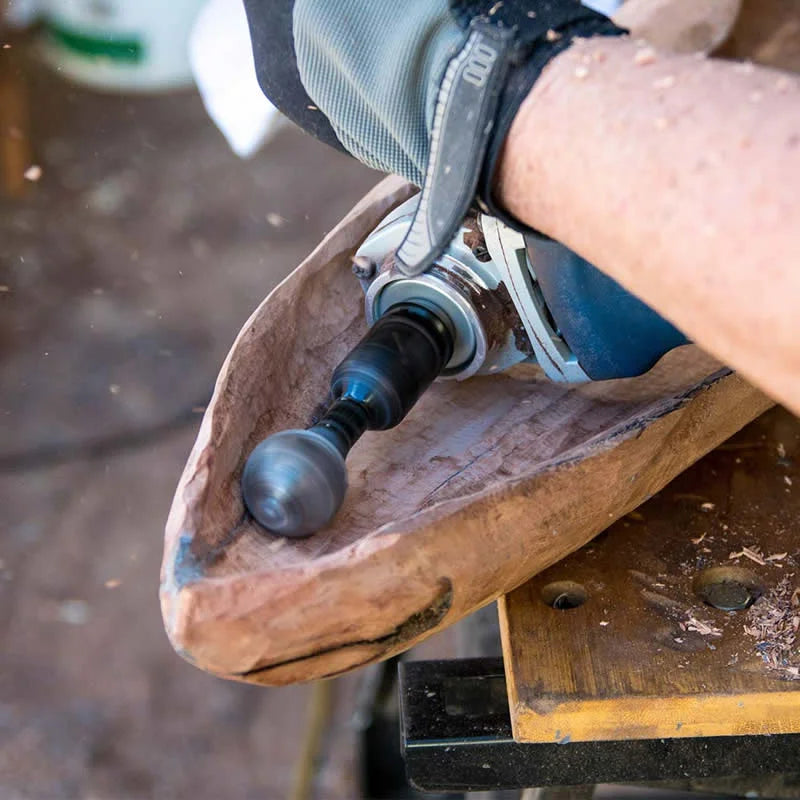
[242,197,687,537]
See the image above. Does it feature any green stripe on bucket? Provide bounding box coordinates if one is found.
[44,20,144,63]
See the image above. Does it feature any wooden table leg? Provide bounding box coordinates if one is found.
[0,36,34,197]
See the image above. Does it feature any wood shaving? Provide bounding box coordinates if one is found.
[266,212,286,227]
[634,47,657,66]
[546,29,562,42]
[777,442,787,458]
[744,576,800,679]
[734,60,755,74]
[574,66,590,80]
[488,0,503,15]
[742,546,767,565]
[526,10,536,18]
[767,553,788,562]
[104,579,121,589]
[685,616,722,637]
[691,533,707,545]
[784,476,792,486]
[729,546,767,565]
[700,502,716,512]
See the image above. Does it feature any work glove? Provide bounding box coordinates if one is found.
[292,0,624,272]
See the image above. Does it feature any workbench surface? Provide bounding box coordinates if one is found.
[500,406,800,744]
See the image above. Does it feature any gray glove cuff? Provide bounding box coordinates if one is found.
[294,0,465,187]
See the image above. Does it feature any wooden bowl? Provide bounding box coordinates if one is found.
[160,177,771,686]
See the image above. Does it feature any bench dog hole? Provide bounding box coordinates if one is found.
[541,580,588,610]
[693,566,764,611]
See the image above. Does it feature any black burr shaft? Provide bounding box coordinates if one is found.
[312,302,454,456]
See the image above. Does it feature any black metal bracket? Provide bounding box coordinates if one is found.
[399,657,800,793]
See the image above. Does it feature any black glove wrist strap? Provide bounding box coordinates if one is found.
[396,0,624,275]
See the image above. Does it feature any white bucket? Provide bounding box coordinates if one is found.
[39,0,206,91]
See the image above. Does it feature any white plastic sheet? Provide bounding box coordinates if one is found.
[189,0,286,158]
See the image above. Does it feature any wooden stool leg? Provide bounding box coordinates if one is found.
[0,44,33,197]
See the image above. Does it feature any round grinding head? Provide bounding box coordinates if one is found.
[241,430,347,538]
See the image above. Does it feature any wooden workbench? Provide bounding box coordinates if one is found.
[499,406,800,744]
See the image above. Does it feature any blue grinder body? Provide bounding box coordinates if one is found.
[525,236,689,381]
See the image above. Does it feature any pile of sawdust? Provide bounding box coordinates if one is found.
[744,575,800,679]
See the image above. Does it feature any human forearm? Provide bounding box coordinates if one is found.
[498,37,800,412]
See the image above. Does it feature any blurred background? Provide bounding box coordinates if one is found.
[0,1,466,797]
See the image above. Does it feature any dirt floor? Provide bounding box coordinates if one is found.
[0,47,463,799]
